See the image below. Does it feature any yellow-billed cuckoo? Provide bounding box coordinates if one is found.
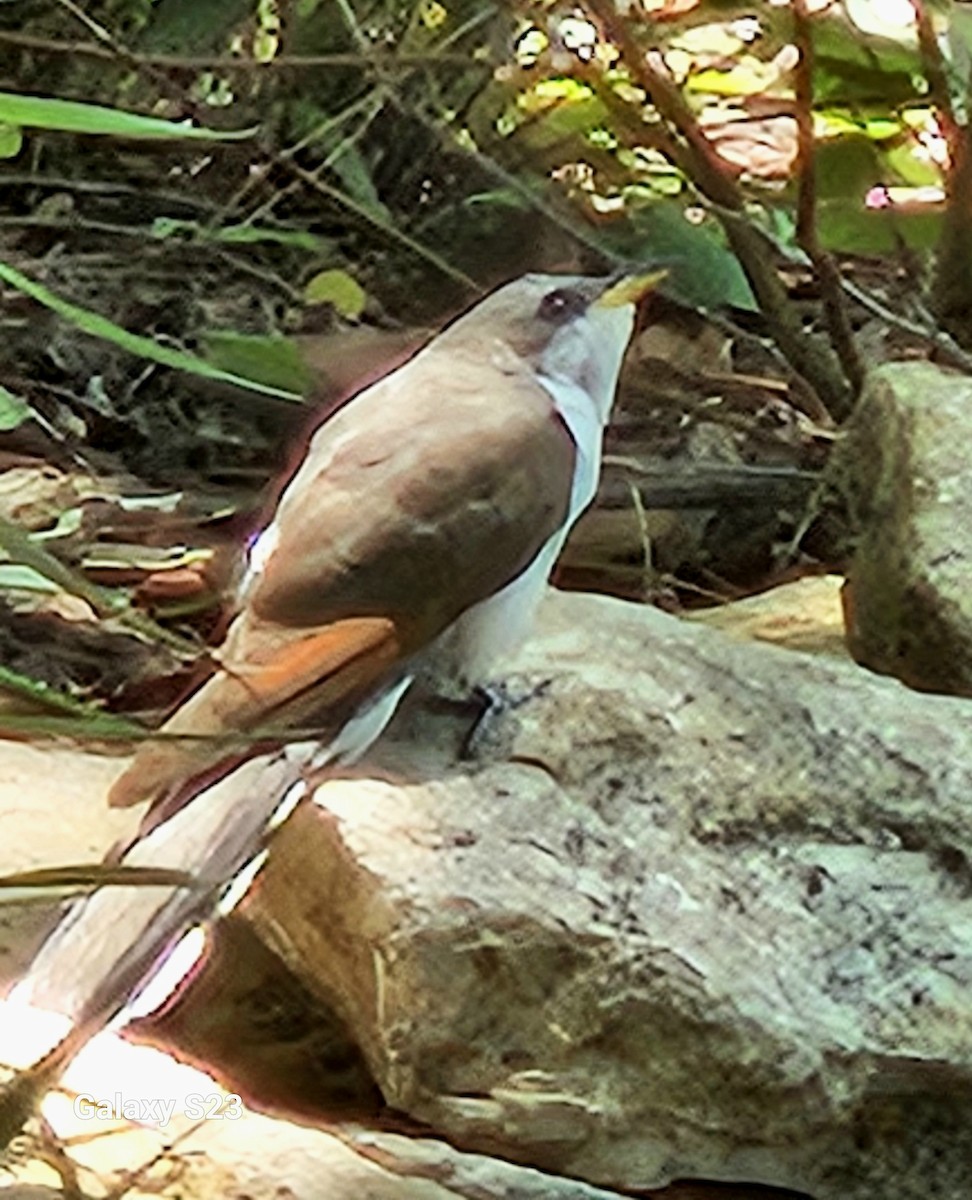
[108,270,662,811]
[0,271,660,1139]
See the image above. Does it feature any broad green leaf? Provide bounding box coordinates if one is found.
[609,198,756,311]
[814,135,882,201]
[885,142,943,188]
[0,260,302,402]
[303,269,367,318]
[517,97,607,151]
[818,199,943,254]
[813,12,922,104]
[0,386,30,430]
[0,124,22,158]
[201,332,312,394]
[0,92,254,140]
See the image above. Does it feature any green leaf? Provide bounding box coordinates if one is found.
[0,386,30,431]
[517,96,608,152]
[0,259,302,402]
[464,189,533,210]
[0,124,22,158]
[0,92,254,140]
[814,135,882,201]
[201,332,312,394]
[303,269,367,318]
[813,13,922,105]
[151,217,327,251]
[885,142,943,188]
[328,142,391,221]
[620,199,757,311]
[0,564,60,593]
[686,62,780,98]
[817,199,943,254]
[30,507,83,542]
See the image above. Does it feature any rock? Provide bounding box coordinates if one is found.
[0,1026,636,1200]
[0,743,135,986]
[8,587,972,1199]
[832,360,972,695]
[244,589,972,1200]
[686,573,847,657]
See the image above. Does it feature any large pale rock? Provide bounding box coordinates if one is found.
[6,582,972,1199]
[1,1030,634,1200]
[833,360,972,695]
[246,589,972,1200]
[0,744,135,984]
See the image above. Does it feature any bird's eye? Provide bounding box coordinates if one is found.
[537,288,586,323]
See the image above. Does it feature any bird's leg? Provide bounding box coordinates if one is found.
[459,678,551,761]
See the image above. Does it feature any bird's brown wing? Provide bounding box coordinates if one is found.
[108,347,576,808]
[246,345,575,643]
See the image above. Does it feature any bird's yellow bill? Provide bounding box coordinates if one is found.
[595,269,668,308]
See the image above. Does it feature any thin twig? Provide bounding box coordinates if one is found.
[912,0,972,333]
[48,0,206,124]
[287,161,478,289]
[0,29,471,70]
[791,0,862,405]
[215,91,381,225]
[242,93,387,230]
[842,277,972,373]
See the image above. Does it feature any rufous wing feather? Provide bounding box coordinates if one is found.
[107,615,402,809]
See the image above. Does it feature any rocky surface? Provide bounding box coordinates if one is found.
[4,582,972,1198]
[248,589,972,1200]
[832,359,972,696]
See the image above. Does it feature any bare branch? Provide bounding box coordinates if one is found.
[0,29,472,70]
[584,0,853,420]
[792,0,863,399]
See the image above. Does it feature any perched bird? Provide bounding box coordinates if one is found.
[108,270,662,812]
[1,272,659,1139]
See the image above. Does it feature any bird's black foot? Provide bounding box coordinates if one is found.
[459,678,551,761]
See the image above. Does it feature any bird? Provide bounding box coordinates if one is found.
[107,270,663,813]
[0,272,660,1143]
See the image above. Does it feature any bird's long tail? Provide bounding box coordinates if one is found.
[107,614,403,809]
[1,749,306,1147]
[2,618,415,1145]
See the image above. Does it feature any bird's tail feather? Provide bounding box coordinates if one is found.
[107,615,402,809]
[4,750,307,1113]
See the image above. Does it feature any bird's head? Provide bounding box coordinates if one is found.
[437,270,666,419]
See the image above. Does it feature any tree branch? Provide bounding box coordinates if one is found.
[791,0,862,404]
[0,30,471,70]
[584,0,853,420]
[914,0,972,339]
